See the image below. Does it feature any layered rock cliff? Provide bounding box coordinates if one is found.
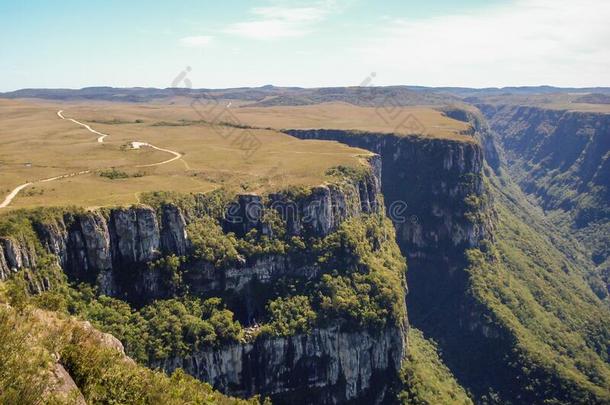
[0,157,406,404]
[158,325,404,404]
[284,130,494,324]
[284,125,502,401]
[1,160,381,300]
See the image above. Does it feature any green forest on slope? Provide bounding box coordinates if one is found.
[400,328,473,405]
[0,287,263,405]
[0,198,477,404]
[461,170,610,404]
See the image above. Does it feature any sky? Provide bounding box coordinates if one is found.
[1,0,609,91]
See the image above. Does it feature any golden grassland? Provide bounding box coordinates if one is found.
[0,98,473,210]
[0,99,373,210]
[535,103,610,113]
[228,102,473,140]
[30,99,473,139]
[474,94,610,113]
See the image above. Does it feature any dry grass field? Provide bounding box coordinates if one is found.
[0,99,373,210]
[471,93,610,113]
[232,102,472,139]
[0,98,472,210]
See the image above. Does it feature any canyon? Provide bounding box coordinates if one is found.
[1,91,609,404]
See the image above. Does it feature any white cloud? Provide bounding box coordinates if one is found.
[225,1,339,40]
[356,0,610,87]
[179,35,214,47]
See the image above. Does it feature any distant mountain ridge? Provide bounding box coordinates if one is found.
[3,85,610,106]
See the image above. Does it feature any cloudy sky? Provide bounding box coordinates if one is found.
[1,0,608,91]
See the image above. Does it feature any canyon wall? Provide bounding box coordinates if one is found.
[479,104,610,297]
[0,157,406,404]
[284,130,494,322]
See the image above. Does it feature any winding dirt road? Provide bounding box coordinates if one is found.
[57,110,108,143]
[0,110,184,209]
[131,142,183,167]
[0,183,33,208]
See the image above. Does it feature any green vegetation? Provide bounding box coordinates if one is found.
[325,165,369,182]
[399,328,473,405]
[314,214,407,330]
[148,255,185,294]
[483,105,610,300]
[188,216,242,267]
[0,285,258,405]
[236,210,288,257]
[0,306,51,405]
[259,295,317,337]
[98,168,144,180]
[34,282,242,365]
[461,174,610,404]
[145,188,232,220]
[186,212,288,268]
[2,259,242,366]
[88,118,144,124]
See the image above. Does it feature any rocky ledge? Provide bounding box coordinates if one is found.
[0,156,381,299]
[157,324,406,405]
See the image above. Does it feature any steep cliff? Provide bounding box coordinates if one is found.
[158,325,404,404]
[479,104,610,298]
[285,120,610,404]
[284,130,494,325]
[0,158,408,404]
[0,159,381,305]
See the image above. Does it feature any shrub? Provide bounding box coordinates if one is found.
[0,307,51,405]
[264,295,317,336]
[98,168,130,180]
[187,216,242,268]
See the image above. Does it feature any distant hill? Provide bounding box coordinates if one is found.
[0,85,462,107]
[3,85,610,106]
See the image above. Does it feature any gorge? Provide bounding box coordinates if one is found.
[1,90,609,405]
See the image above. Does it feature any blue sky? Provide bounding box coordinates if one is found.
[1,0,608,91]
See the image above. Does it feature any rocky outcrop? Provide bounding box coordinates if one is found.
[1,236,37,271]
[46,363,87,405]
[109,207,161,264]
[0,164,382,303]
[160,204,189,255]
[157,324,405,404]
[441,107,501,172]
[186,254,319,295]
[0,161,403,404]
[284,130,492,264]
[226,158,381,239]
[0,235,38,279]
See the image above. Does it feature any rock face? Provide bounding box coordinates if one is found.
[284,130,492,266]
[110,207,161,264]
[47,363,87,405]
[0,161,381,296]
[186,254,319,295]
[226,157,381,239]
[159,204,189,255]
[0,162,401,404]
[0,236,37,274]
[479,104,610,296]
[285,127,496,396]
[157,324,405,405]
